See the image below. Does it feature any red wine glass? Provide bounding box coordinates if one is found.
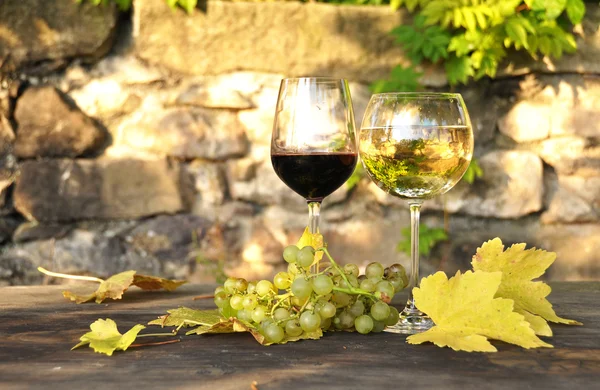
[271,77,357,248]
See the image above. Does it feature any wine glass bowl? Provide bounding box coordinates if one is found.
[271,77,357,237]
[359,92,474,334]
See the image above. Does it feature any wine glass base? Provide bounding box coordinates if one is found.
[384,307,434,335]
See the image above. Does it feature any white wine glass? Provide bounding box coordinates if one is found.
[359,92,474,334]
[271,78,357,255]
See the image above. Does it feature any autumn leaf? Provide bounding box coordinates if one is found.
[63,271,137,304]
[132,274,187,291]
[408,270,553,352]
[296,227,324,265]
[471,238,582,335]
[72,319,145,356]
[38,267,187,304]
[148,307,222,328]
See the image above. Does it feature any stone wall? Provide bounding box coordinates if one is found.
[1,0,599,286]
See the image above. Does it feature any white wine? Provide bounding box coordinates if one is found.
[359,125,473,199]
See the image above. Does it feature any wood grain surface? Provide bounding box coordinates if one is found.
[0,282,598,390]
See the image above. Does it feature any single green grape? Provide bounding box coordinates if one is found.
[312,275,334,295]
[251,305,268,323]
[234,278,248,292]
[332,292,351,307]
[387,263,407,277]
[230,294,244,311]
[370,301,390,321]
[297,246,315,268]
[299,311,321,332]
[385,306,400,326]
[236,309,252,322]
[213,291,229,308]
[335,311,355,329]
[318,301,337,319]
[242,295,258,311]
[349,299,365,317]
[273,307,291,321]
[283,245,299,263]
[371,319,386,333]
[355,315,374,334]
[256,280,275,297]
[375,281,395,300]
[344,263,359,277]
[223,277,238,294]
[346,274,359,288]
[321,317,332,331]
[285,319,303,337]
[247,282,256,294]
[387,275,406,292]
[365,262,385,279]
[291,295,308,307]
[264,323,285,343]
[214,286,225,295]
[359,279,376,292]
[274,272,291,290]
[336,278,349,289]
[291,277,312,299]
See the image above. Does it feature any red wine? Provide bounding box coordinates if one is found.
[271,152,358,202]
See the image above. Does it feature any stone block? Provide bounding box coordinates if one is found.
[116,100,249,159]
[14,86,107,158]
[0,0,118,71]
[499,75,600,143]
[134,0,444,84]
[14,158,186,222]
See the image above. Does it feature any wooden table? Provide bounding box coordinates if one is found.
[1,282,598,390]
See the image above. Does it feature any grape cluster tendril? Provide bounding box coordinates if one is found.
[214,245,408,343]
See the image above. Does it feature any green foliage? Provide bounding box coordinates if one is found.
[370,64,422,93]
[390,15,451,63]
[346,162,364,191]
[79,0,198,14]
[397,223,448,257]
[380,0,587,88]
[462,158,483,184]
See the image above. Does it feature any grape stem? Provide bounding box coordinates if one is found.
[319,248,378,301]
[270,292,293,316]
[37,266,104,283]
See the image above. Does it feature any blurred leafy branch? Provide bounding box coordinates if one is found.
[397,223,448,257]
[372,0,587,93]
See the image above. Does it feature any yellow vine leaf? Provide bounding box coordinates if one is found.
[408,270,553,352]
[72,319,145,356]
[64,271,137,304]
[296,227,324,264]
[62,271,187,304]
[471,238,582,335]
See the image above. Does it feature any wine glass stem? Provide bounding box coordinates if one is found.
[407,201,423,308]
[307,201,321,234]
[307,201,321,273]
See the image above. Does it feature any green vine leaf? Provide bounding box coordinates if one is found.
[391,15,450,63]
[370,64,422,93]
[397,223,448,257]
[462,158,483,184]
[444,55,474,86]
[529,0,568,20]
[565,0,586,25]
[504,14,535,50]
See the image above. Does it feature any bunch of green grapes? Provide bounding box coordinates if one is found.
[213,245,408,343]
